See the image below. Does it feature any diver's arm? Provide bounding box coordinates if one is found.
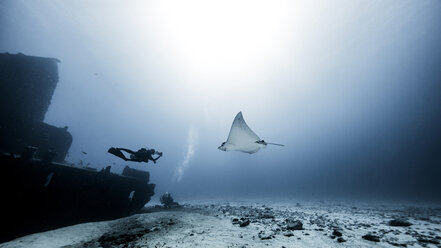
[152,154,162,164]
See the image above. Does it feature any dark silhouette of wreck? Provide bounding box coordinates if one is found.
[0,53,155,243]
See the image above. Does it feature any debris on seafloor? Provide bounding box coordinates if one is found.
[160,192,181,208]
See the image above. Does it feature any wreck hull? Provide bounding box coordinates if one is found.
[0,153,155,243]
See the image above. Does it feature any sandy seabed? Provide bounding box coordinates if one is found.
[1,200,441,248]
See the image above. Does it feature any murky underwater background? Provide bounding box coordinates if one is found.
[1,0,441,202]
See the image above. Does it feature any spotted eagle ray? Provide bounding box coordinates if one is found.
[218,112,284,154]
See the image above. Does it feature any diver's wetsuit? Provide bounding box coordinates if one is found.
[108,147,162,163]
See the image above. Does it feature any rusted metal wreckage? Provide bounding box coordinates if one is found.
[0,53,155,242]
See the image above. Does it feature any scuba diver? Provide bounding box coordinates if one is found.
[108,147,163,164]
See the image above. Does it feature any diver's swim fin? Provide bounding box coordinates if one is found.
[108,147,128,161]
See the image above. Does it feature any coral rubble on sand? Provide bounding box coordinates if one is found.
[2,201,441,248]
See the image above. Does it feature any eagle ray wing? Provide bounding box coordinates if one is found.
[226,112,260,148]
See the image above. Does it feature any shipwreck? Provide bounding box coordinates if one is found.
[0,53,155,243]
